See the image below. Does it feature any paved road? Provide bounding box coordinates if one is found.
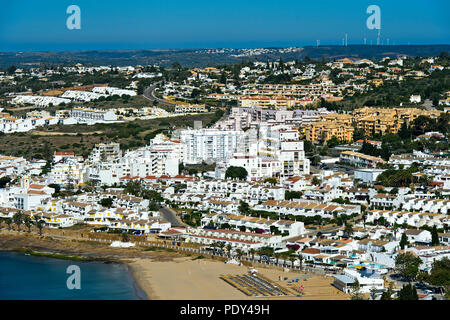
[159,206,186,227]
[143,85,178,106]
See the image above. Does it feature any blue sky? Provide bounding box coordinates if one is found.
[0,0,449,51]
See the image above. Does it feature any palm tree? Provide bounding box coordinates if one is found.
[281,252,291,267]
[289,255,296,268]
[344,223,354,237]
[298,254,304,270]
[5,218,12,230]
[226,244,233,258]
[249,248,256,261]
[24,216,32,233]
[217,242,225,256]
[211,241,218,256]
[13,212,23,232]
[274,252,281,265]
[235,248,243,261]
[257,248,265,263]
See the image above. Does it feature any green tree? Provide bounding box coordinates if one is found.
[226,244,233,258]
[148,201,160,211]
[285,191,302,200]
[0,176,11,188]
[370,287,378,300]
[225,166,248,180]
[249,248,256,261]
[398,283,418,300]
[5,218,12,230]
[36,219,44,236]
[395,253,422,281]
[380,283,394,300]
[171,61,182,70]
[235,248,244,260]
[48,183,61,197]
[13,212,23,232]
[217,242,225,255]
[220,72,227,84]
[311,177,321,186]
[298,254,304,270]
[326,136,341,148]
[238,200,250,215]
[273,252,281,265]
[400,233,408,250]
[264,177,277,185]
[310,155,321,166]
[353,128,365,142]
[289,255,296,268]
[431,225,440,246]
[24,216,32,233]
[124,180,141,196]
[7,65,17,75]
[211,242,218,256]
[398,122,411,140]
[422,257,450,296]
[270,226,281,235]
[121,232,130,242]
[99,198,114,208]
[344,223,354,237]
[350,279,364,300]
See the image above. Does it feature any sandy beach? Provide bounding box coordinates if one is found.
[128,257,349,300]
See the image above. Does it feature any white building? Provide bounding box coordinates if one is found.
[11,95,71,107]
[333,268,384,294]
[61,90,103,102]
[354,169,386,184]
[48,159,87,186]
[410,95,422,103]
[179,128,243,164]
[88,143,122,163]
[70,108,117,123]
[92,86,136,97]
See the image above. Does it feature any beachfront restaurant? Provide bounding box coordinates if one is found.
[333,268,384,293]
[332,274,356,294]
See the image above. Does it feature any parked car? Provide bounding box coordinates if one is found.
[414,282,427,289]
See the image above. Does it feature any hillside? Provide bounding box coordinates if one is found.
[1,45,449,69]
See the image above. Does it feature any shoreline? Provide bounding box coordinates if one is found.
[0,230,348,300]
[1,247,149,300]
[0,229,182,300]
[127,259,159,300]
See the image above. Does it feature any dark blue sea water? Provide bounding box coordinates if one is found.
[0,251,147,300]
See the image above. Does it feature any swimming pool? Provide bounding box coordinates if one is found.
[348,262,386,269]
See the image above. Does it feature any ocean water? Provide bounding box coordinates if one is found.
[0,251,146,300]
